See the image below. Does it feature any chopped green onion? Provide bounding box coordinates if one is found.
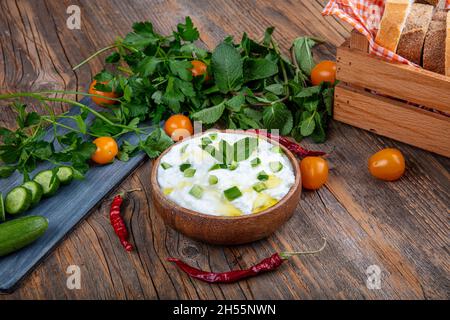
[228,161,239,171]
[250,157,261,167]
[180,163,191,172]
[224,186,242,201]
[270,146,284,154]
[183,168,196,177]
[189,185,204,199]
[257,171,269,181]
[209,133,218,140]
[180,144,188,154]
[161,162,172,170]
[208,175,218,185]
[252,182,267,193]
[209,163,228,171]
[201,137,213,146]
[269,161,283,173]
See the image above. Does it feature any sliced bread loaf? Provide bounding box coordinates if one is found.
[423,11,446,74]
[375,0,413,52]
[397,3,434,64]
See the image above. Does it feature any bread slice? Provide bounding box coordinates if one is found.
[375,0,413,52]
[397,3,434,64]
[446,11,450,76]
[415,0,440,6]
[423,11,446,74]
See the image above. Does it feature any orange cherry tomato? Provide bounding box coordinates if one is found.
[190,60,209,80]
[91,137,119,165]
[89,80,119,106]
[164,114,194,142]
[368,148,405,181]
[300,157,329,190]
[311,61,336,86]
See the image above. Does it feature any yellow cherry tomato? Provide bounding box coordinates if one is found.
[164,114,194,142]
[311,61,336,86]
[368,148,405,181]
[300,157,329,190]
[89,80,119,106]
[91,137,118,165]
[190,60,210,80]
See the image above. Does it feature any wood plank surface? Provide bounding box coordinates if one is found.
[336,45,450,114]
[0,0,449,300]
[334,84,450,157]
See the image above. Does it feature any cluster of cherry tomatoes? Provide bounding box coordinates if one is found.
[86,58,405,188]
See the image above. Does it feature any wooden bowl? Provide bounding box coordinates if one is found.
[150,130,302,245]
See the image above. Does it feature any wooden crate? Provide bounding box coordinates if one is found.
[334,30,450,158]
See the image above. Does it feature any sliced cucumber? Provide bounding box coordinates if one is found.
[0,193,5,222]
[5,187,32,215]
[33,170,60,197]
[56,166,74,185]
[22,181,44,207]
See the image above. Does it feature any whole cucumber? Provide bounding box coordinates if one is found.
[0,216,48,257]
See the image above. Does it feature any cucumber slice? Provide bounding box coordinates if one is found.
[34,170,60,197]
[56,166,74,185]
[22,181,44,207]
[5,187,32,215]
[0,193,5,222]
[189,185,204,199]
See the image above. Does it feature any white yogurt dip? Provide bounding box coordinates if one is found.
[157,132,295,216]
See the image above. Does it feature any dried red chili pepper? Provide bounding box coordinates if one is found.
[109,189,140,252]
[248,129,326,158]
[168,238,326,283]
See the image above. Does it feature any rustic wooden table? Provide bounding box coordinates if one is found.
[0,0,448,300]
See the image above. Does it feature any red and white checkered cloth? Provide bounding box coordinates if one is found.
[322,0,413,65]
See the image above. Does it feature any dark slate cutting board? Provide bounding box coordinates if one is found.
[0,97,152,293]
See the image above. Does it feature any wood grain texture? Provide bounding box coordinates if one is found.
[334,84,450,157]
[0,0,449,300]
[337,44,450,114]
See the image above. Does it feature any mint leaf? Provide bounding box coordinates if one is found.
[311,112,326,143]
[262,102,291,130]
[191,101,226,124]
[281,110,293,135]
[212,42,243,93]
[300,112,315,136]
[322,87,334,116]
[265,84,284,95]
[292,37,320,76]
[243,108,262,121]
[244,58,278,82]
[225,94,245,112]
[296,85,320,98]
